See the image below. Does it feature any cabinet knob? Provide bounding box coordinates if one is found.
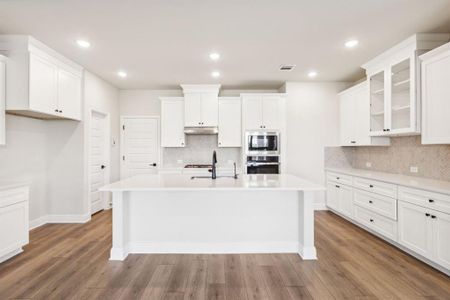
[369,200,373,204]
[431,215,437,219]
[425,213,430,217]
[429,199,435,203]
[369,184,374,188]
[150,163,157,167]
[369,219,374,222]
[336,177,340,180]
[55,109,58,112]
[335,185,340,188]
[350,141,356,144]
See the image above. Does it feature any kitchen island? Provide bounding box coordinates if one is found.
[100,174,324,261]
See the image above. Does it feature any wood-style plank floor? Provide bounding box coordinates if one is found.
[0,210,449,299]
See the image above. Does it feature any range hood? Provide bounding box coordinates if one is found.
[184,126,218,135]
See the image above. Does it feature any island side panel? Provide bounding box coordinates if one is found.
[110,191,130,260]
[298,191,317,259]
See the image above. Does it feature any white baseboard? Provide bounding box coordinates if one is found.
[29,213,91,230]
[314,203,328,211]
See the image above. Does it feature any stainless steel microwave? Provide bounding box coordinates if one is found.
[245,131,280,155]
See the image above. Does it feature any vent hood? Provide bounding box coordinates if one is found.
[184,126,218,135]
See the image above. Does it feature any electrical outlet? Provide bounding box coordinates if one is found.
[366,162,372,168]
[410,166,418,173]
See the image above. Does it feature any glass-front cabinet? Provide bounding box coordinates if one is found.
[368,55,416,136]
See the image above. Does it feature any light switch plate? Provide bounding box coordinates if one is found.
[366,162,372,168]
[410,166,418,173]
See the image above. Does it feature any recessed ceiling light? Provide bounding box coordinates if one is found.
[211,71,220,78]
[209,53,220,61]
[308,71,318,78]
[76,40,90,48]
[345,39,359,48]
[117,71,127,78]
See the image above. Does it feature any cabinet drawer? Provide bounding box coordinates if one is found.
[354,204,397,241]
[353,189,397,220]
[0,187,29,208]
[399,186,450,215]
[353,177,397,198]
[326,172,352,186]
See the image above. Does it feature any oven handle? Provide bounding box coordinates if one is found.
[246,162,281,166]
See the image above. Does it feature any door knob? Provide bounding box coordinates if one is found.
[101,165,106,169]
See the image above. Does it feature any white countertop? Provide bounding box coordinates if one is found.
[100,174,324,192]
[326,167,450,195]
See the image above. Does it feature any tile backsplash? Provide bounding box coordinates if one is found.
[325,136,450,181]
[162,135,241,167]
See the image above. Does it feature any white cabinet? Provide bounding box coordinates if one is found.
[241,94,284,130]
[0,185,29,263]
[362,34,449,136]
[0,55,5,145]
[326,181,353,217]
[326,182,339,211]
[161,97,185,147]
[433,210,450,270]
[0,35,83,121]
[181,85,220,127]
[339,82,389,146]
[218,97,241,147]
[420,42,450,144]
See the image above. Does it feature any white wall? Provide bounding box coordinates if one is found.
[283,82,349,209]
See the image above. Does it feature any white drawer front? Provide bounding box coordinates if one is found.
[0,201,29,258]
[354,204,397,241]
[326,172,352,186]
[353,177,397,198]
[0,187,29,208]
[353,189,397,220]
[399,186,450,215]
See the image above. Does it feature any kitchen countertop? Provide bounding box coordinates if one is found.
[100,174,324,192]
[326,167,450,195]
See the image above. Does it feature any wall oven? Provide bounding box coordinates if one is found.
[246,156,280,174]
[245,131,280,156]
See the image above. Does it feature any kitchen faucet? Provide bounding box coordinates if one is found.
[211,150,217,179]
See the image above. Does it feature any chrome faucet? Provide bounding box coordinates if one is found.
[211,150,217,179]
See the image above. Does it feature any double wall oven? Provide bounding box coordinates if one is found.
[245,131,280,174]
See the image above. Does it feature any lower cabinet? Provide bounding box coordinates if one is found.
[326,181,353,218]
[398,200,450,269]
[0,186,29,263]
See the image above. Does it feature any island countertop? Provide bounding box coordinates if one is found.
[100,174,324,192]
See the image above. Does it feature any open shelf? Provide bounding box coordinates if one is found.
[372,88,384,95]
[393,78,410,87]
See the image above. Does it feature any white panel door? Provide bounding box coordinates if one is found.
[432,210,450,270]
[121,117,159,178]
[218,98,241,147]
[29,54,58,115]
[0,58,5,145]
[90,112,108,214]
[398,201,433,258]
[184,93,202,127]
[242,96,263,130]
[201,93,219,127]
[262,96,281,130]
[57,67,82,120]
[161,98,185,147]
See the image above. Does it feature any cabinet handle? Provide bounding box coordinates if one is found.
[431,215,437,219]
[369,184,374,188]
[55,109,58,112]
[335,185,340,188]
[181,142,185,145]
[336,177,340,180]
[425,213,430,217]
[386,129,390,131]
[369,219,374,222]
[369,200,373,204]
[218,142,221,145]
[59,110,62,113]
[429,199,435,203]
[350,141,356,144]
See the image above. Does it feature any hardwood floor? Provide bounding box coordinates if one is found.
[0,210,449,299]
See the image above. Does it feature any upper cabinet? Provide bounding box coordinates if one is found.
[241,94,285,131]
[420,42,450,144]
[161,97,185,147]
[0,55,5,145]
[181,84,220,127]
[339,82,390,146]
[0,36,83,121]
[362,34,450,136]
[218,97,241,147]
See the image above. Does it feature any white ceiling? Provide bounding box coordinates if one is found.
[0,0,449,89]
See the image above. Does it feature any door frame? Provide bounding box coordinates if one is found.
[87,109,111,214]
[120,115,161,179]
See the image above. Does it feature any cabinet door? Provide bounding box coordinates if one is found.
[369,70,387,135]
[218,98,241,147]
[432,210,450,270]
[398,201,433,258]
[262,96,280,130]
[0,201,28,258]
[184,93,202,127]
[242,96,263,130]
[161,99,185,147]
[326,182,339,211]
[339,92,356,146]
[338,184,353,218]
[57,68,82,120]
[354,83,372,145]
[0,59,5,145]
[201,93,218,127]
[421,48,450,144]
[29,54,58,115]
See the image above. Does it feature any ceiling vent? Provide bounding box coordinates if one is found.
[279,64,296,71]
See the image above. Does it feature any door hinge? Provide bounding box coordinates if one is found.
[122,125,125,130]
[122,155,125,161]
